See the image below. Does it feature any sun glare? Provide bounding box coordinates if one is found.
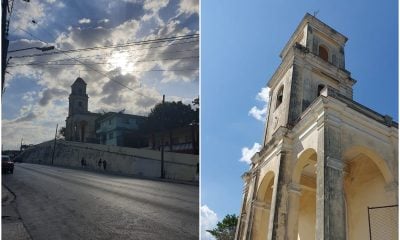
[107,51,134,75]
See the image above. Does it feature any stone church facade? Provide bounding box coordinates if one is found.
[65,77,100,143]
[235,14,398,240]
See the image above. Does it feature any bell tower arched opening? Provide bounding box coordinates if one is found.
[318,45,329,61]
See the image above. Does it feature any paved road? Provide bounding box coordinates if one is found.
[3,163,198,240]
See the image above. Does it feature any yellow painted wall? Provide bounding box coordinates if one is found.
[344,155,397,240]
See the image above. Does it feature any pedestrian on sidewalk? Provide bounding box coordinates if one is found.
[103,160,107,170]
[98,158,102,168]
[81,157,84,168]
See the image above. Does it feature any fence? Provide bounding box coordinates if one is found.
[368,205,398,240]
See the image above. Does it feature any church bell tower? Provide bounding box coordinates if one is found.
[235,13,397,240]
[263,13,355,145]
[68,77,89,116]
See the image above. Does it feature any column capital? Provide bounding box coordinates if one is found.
[326,156,344,171]
[252,169,260,178]
[253,200,271,211]
[287,182,302,196]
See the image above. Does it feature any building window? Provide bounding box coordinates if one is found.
[332,54,337,66]
[109,132,113,139]
[318,84,325,96]
[78,101,82,107]
[319,45,329,61]
[276,85,284,109]
[109,119,112,125]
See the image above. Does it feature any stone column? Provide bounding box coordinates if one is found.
[235,174,250,240]
[245,169,260,240]
[269,150,289,240]
[316,122,346,240]
[286,183,302,240]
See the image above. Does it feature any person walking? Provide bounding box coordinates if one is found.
[98,158,102,168]
[103,160,107,170]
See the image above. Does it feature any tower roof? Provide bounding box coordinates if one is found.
[72,77,86,86]
[280,13,348,59]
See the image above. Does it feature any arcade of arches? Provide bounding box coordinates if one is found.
[249,147,397,240]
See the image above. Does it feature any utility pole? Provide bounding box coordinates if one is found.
[20,137,23,151]
[51,124,58,165]
[2,0,9,93]
[2,0,32,94]
[160,94,165,179]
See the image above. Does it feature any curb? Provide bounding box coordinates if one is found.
[2,184,32,240]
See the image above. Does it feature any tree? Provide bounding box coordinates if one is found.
[146,101,198,132]
[58,126,66,139]
[207,214,238,240]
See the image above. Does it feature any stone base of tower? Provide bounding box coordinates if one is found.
[65,113,100,143]
[235,89,398,240]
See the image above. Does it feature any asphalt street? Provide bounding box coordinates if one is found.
[3,163,198,240]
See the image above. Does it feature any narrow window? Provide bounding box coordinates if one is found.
[78,101,82,107]
[318,84,325,96]
[319,45,329,61]
[276,85,284,109]
[332,54,337,66]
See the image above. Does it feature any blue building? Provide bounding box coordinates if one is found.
[95,112,147,147]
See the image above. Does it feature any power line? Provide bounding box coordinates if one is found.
[10,47,199,64]
[8,55,199,67]
[8,66,199,73]
[10,39,199,59]
[9,32,199,59]
[11,27,199,95]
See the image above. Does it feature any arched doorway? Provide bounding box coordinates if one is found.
[343,146,396,240]
[252,171,275,240]
[79,120,88,142]
[291,148,317,240]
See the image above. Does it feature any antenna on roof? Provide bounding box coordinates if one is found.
[313,10,319,17]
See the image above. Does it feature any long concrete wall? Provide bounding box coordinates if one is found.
[20,140,199,182]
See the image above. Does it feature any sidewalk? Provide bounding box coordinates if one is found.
[51,163,199,186]
[2,184,31,240]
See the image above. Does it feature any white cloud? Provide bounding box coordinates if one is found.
[256,87,270,102]
[240,142,261,164]
[201,205,218,240]
[22,91,37,103]
[144,0,169,12]
[57,2,65,8]
[98,18,109,24]
[12,1,46,33]
[78,18,91,24]
[178,0,199,15]
[141,0,171,26]
[249,87,270,122]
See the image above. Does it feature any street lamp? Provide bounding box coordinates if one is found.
[8,45,55,53]
[2,45,55,95]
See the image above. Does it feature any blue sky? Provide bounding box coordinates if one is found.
[2,0,198,150]
[201,1,397,239]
